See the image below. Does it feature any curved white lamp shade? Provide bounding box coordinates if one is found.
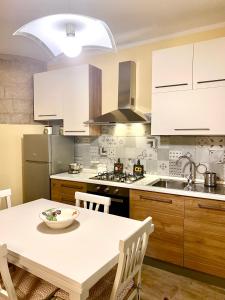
[13,14,116,57]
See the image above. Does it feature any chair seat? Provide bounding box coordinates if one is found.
[0,266,58,299]
[52,266,134,300]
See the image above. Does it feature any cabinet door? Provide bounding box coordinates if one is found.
[63,65,90,136]
[51,179,87,205]
[151,90,211,135]
[194,37,225,89]
[130,190,184,266]
[152,44,193,93]
[184,198,225,279]
[34,70,64,120]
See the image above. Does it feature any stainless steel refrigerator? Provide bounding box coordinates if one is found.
[23,134,74,202]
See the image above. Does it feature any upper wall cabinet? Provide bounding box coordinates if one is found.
[152,44,193,93]
[151,37,225,135]
[34,65,102,136]
[34,69,65,120]
[193,37,225,89]
[62,65,102,136]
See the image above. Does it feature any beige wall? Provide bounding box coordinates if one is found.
[0,125,44,208]
[49,26,225,114]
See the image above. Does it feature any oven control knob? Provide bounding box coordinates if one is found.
[114,188,119,194]
[104,187,110,193]
[96,186,101,191]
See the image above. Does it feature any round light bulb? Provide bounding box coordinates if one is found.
[61,36,82,57]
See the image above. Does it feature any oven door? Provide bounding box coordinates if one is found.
[86,184,129,218]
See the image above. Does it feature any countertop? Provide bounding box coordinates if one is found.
[50,169,225,202]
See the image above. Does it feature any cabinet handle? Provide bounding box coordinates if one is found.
[139,195,172,204]
[64,130,86,133]
[61,184,83,190]
[197,79,225,84]
[155,83,188,89]
[198,203,225,212]
[38,114,57,117]
[174,128,210,131]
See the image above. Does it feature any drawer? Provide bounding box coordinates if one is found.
[130,190,184,216]
[185,198,225,225]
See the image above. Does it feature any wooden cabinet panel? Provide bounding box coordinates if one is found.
[51,179,87,205]
[184,197,225,278]
[130,190,184,266]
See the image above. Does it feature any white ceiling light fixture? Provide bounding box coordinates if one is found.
[13,14,116,58]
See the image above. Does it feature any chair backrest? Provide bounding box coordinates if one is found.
[0,189,12,209]
[75,192,111,213]
[110,217,154,300]
[0,244,18,299]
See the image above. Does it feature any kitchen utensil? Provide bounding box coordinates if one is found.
[40,207,79,229]
[204,171,217,187]
[68,163,82,174]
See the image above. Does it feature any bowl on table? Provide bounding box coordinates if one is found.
[40,208,79,229]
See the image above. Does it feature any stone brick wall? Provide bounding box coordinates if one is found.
[0,54,46,124]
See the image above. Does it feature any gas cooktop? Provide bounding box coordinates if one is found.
[89,172,144,184]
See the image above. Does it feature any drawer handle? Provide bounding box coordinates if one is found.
[64,130,86,133]
[38,114,57,117]
[174,128,210,131]
[61,184,83,190]
[198,203,225,212]
[140,195,172,204]
[155,83,188,88]
[197,79,225,84]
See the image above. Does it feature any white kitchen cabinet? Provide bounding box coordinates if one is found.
[34,69,65,120]
[62,64,101,136]
[151,90,212,136]
[152,87,225,135]
[193,37,225,89]
[34,65,102,136]
[152,44,193,93]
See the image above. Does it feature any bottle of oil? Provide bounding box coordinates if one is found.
[114,158,123,174]
[133,159,144,176]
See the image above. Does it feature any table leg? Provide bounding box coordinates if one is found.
[69,290,89,300]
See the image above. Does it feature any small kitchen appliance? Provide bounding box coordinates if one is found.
[68,163,82,174]
[204,171,217,187]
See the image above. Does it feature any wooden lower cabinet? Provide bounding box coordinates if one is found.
[51,179,87,205]
[130,189,184,266]
[184,197,225,278]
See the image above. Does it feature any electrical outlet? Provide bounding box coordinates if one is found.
[169,150,183,161]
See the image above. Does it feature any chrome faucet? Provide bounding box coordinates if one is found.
[176,153,197,187]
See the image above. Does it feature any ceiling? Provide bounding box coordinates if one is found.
[1,0,225,62]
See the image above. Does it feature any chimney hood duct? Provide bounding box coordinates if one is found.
[84,61,150,125]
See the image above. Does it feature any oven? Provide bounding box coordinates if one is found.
[86,183,129,218]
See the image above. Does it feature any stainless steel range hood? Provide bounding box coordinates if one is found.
[85,61,150,125]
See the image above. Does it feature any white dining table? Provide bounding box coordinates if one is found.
[0,199,145,300]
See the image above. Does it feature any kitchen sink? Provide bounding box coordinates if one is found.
[148,179,225,195]
[150,179,188,190]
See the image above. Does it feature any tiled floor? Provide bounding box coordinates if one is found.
[141,265,225,300]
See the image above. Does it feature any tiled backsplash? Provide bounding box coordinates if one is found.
[74,125,225,181]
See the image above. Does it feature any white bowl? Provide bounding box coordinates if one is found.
[40,208,79,229]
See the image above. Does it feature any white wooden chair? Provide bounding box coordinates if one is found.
[0,244,58,299]
[52,217,154,300]
[75,191,111,214]
[0,189,12,209]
